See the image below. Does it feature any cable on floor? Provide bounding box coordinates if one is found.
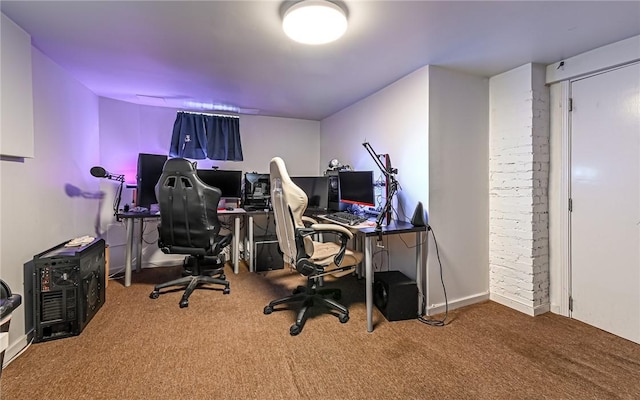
[418,225,448,327]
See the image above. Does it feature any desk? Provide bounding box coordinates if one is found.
[358,221,427,332]
[118,212,160,287]
[244,209,273,272]
[218,208,246,275]
[318,216,427,332]
[118,209,245,287]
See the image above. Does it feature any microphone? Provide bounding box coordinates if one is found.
[90,166,124,182]
[89,165,125,217]
[90,166,108,178]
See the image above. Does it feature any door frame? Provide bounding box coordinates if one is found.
[548,35,640,318]
[557,80,571,317]
[556,62,640,318]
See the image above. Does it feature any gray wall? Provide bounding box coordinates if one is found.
[1,46,101,362]
[321,65,490,315]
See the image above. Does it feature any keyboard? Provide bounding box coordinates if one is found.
[323,212,368,226]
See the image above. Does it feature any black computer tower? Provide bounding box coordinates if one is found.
[25,239,106,342]
[373,271,418,321]
[243,172,271,210]
[325,171,340,211]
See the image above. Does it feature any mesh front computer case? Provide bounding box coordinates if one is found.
[243,173,270,209]
[26,239,106,342]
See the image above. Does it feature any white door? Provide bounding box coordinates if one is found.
[570,62,640,344]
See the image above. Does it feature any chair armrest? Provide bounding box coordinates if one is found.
[210,232,233,256]
[309,223,354,240]
[302,215,319,225]
[297,223,353,268]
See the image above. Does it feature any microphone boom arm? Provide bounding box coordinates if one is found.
[362,142,398,232]
[90,165,125,217]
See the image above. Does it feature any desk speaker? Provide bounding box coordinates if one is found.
[374,271,418,321]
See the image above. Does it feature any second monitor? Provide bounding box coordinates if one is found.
[291,176,330,212]
[136,153,168,209]
[196,169,243,199]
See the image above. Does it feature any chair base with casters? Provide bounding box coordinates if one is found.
[263,276,349,336]
[149,255,230,308]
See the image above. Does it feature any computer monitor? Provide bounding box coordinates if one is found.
[196,169,242,198]
[291,176,330,212]
[136,153,168,209]
[338,170,375,207]
[243,173,270,209]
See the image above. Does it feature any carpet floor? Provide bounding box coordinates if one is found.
[2,263,639,400]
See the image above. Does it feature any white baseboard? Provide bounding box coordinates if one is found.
[426,291,490,316]
[2,333,30,369]
[490,292,550,316]
[108,256,186,274]
[533,303,550,316]
[0,332,8,354]
[141,257,185,268]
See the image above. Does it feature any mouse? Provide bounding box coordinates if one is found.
[225,206,234,211]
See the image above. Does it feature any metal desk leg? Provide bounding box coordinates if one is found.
[356,235,364,279]
[124,218,134,287]
[136,219,143,273]
[248,215,254,272]
[365,236,374,332]
[233,217,240,274]
[416,231,425,316]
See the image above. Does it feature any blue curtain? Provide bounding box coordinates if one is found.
[170,112,243,161]
[170,112,208,159]
[206,115,243,161]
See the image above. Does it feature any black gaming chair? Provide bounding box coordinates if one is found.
[149,158,232,308]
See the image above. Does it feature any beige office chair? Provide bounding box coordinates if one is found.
[263,157,363,335]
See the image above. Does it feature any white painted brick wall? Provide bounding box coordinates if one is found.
[489,64,550,315]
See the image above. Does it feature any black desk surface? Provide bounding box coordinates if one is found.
[117,211,160,219]
[357,219,427,236]
[117,208,248,219]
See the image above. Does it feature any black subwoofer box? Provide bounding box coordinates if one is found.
[25,239,106,342]
[374,271,418,321]
[254,239,284,272]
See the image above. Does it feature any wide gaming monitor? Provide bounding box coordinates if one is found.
[136,153,168,209]
[338,170,375,207]
[291,176,330,211]
[196,169,243,198]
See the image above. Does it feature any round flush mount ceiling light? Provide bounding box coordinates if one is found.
[282,0,348,45]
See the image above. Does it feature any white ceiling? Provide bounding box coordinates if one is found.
[2,1,639,120]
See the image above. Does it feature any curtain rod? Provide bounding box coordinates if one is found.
[179,110,240,119]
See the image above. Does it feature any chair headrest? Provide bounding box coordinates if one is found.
[163,158,196,173]
[270,157,289,182]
